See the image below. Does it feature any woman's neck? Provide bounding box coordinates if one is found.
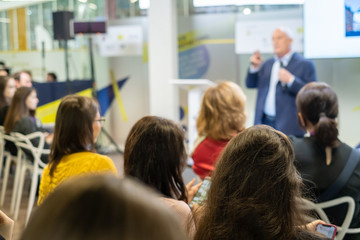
[305,122,315,134]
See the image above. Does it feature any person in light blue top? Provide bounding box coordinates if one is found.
[246,27,317,137]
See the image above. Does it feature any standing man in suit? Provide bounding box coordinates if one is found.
[246,27,317,137]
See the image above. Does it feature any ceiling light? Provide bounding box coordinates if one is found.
[243,7,251,15]
[139,0,149,9]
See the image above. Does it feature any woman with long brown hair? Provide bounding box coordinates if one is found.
[38,95,117,205]
[4,87,52,157]
[195,125,325,240]
[124,116,200,238]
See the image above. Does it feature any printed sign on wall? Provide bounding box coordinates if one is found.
[96,25,143,56]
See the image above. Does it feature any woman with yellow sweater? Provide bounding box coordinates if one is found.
[38,95,117,205]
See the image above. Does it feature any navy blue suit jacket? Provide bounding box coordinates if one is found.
[246,52,317,137]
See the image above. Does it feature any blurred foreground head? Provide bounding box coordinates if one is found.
[21,175,187,240]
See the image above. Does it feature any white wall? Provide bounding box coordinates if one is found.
[104,17,149,148]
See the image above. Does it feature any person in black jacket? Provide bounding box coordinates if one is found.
[291,82,360,239]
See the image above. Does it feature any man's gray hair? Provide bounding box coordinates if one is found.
[274,27,294,40]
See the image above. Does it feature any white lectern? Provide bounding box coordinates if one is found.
[169,79,215,155]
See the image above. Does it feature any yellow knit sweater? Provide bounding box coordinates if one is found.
[38,152,118,205]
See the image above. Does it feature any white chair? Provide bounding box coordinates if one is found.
[303,196,360,240]
[12,131,49,224]
[0,126,22,214]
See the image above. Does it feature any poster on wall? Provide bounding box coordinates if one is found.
[235,19,303,54]
[95,25,143,56]
[345,0,360,37]
[304,0,360,58]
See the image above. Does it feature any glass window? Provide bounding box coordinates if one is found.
[43,2,54,39]
[57,0,70,11]
[74,0,105,20]
[115,0,131,18]
[28,4,40,50]
[0,11,10,51]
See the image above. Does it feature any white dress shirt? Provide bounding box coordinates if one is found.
[263,51,294,117]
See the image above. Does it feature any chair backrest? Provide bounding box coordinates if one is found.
[11,132,49,168]
[302,196,355,240]
[11,131,50,224]
[3,130,18,147]
[0,125,19,157]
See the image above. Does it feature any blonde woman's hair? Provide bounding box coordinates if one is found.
[196,81,247,140]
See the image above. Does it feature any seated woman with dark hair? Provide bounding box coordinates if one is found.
[191,81,247,179]
[38,95,117,205]
[4,87,52,158]
[124,116,200,238]
[22,175,187,240]
[291,82,360,239]
[195,125,326,240]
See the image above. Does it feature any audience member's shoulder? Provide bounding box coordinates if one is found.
[160,197,190,212]
[89,152,117,174]
[16,116,36,128]
[19,116,33,122]
[289,135,315,146]
[12,116,35,132]
[92,152,113,161]
[66,152,113,167]
[338,140,354,152]
[288,135,297,143]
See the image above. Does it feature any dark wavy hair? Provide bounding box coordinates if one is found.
[195,125,320,240]
[49,95,98,177]
[124,116,188,202]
